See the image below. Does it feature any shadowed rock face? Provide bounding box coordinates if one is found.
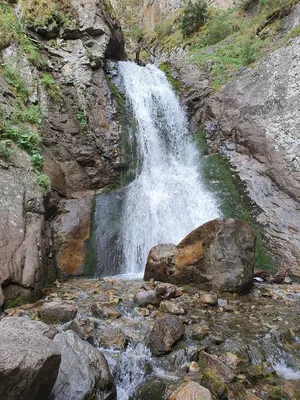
[0,318,61,400]
[145,218,256,293]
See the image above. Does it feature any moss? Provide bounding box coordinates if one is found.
[268,386,291,399]
[201,370,228,398]
[287,24,300,38]
[248,362,276,383]
[194,128,275,271]
[41,73,62,103]
[3,296,24,309]
[159,62,182,93]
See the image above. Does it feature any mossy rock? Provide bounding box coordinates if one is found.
[132,377,171,400]
[268,386,291,400]
[200,370,228,398]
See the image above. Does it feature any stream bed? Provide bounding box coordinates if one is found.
[6,277,300,399]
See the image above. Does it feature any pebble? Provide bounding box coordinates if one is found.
[199,293,218,306]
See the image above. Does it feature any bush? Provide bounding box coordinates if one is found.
[199,10,241,46]
[180,0,209,38]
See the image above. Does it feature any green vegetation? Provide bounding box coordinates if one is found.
[41,73,62,103]
[159,63,181,93]
[194,129,275,270]
[180,0,209,38]
[21,0,77,29]
[0,65,49,192]
[0,2,42,65]
[146,0,300,90]
[76,111,88,130]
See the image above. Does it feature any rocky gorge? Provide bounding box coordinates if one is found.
[0,0,300,399]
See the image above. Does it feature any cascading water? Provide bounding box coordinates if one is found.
[98,61,219,275]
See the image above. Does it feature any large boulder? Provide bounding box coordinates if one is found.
[144,218,256,293]
[0,317,61,400]
[38,301,78,323]
[149,314,184,356]
[50,331,116,400]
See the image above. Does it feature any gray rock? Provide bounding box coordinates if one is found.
[171,381,215,400]
[39,301,78,323]
[160,300,186,315]
[0,149,46,308]
[145,218,256,293]
[50,331,116,400]
[0,317,61,400]
[149,314,184,356]
[134,290,162,307]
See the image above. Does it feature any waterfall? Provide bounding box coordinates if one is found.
[117,62,219,275]
[94,62,219,276]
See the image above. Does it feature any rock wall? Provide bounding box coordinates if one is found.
[0,0,126,307]
[172,7,300,274]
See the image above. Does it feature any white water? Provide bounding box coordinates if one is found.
[118,62,220,274]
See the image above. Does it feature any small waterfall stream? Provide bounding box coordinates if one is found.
[94,62,219,276]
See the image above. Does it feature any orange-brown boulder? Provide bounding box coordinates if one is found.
[144,218,256,293]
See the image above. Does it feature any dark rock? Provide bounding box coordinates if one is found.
[0,317,61,400]
[39,301,78,323]
[145,218,256,293]
[134,290,162,307]
[50,331,116,400]
[199,351,236,382]
[149,314,184,356]
[134,377,171,400]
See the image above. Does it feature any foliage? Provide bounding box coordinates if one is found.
[180,0,209,38]
[0,2,41,65]
[159,63,181,93]
[41,73,62,103]
[0,139,14,159]
[21,0,77,28]
[2,64,31,102]
[76,111,88,130]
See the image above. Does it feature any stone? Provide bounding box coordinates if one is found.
[98,326,128,350]
[134,290,162,307]
[0,149,46,308]
[170,381,215,400]
[50,331,116,400]
[156,282,178,299]
[144,244,179,282]
[134,377,171,400]
[199,351,236,382]
[91,303,120,319]
[149,314,184,356]
[160,300,186,315]
[145,218,256,293]
[67,318,96,344]
[199,294,218,306]
[39,301,78,323]
[0,317,61,400]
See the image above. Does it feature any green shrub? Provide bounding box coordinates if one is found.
[76,111,88,129]
[2,64,31,103]
[0,140,15,159]
[180,0,209,37]
[35,172,50,191]
[199,10,241,46]
[41,73,62,103]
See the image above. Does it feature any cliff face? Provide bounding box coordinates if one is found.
[173,4,300,274]
[0,0,125,307]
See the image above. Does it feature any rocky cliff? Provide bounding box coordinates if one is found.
[0,0,125,307]
[171,3,300,274]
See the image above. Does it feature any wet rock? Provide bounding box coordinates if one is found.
[199,351,236,382]
[155,282,179,299]
[134,376,171,400]
[145,218,256,293]
[50,331,116,400]
[134,290,162,307]
[160,300,186,315]
[170,381,215,400]
[98,326,128,350]
[144,244,179,282]
[0,317,61,400]
[200,294,218,306]
[67,318,96,344]
[200,371,228,398]
[149,314,184,356]
[39,301,78,323]
[91,303,120,319]
[188,324,210,341]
